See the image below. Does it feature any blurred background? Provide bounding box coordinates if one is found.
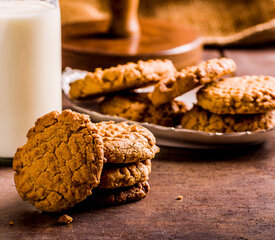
[60,0,275,46]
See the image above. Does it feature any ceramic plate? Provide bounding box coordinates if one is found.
[62,68,275,148]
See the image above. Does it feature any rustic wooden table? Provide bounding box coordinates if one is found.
[0,48,274,240]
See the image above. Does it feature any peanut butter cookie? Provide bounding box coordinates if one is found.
[13,110,104,212]
[95,121,159,163]
[98,160,151,189]
[100,92,188,126]
[181,106,275,133]
[69,59,176,99]
[150,58,236,106]
[83,181,150,207]
[197,75,275,114]
[100,93,149,123]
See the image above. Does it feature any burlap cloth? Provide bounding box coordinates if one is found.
[60,0,275,46]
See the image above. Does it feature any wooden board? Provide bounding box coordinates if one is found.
[62,18,202,71]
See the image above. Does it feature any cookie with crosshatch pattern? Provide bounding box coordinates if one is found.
[150,58,236,106]
[197,75,275,114]
[181,106,275,133]
[69,59,176,99]
[82,181,150,207]
[13,110,104,212]
[95,121,159,164]
[98,160,151,189]
[100,92,188,126]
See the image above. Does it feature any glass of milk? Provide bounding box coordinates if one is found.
[0,0,61,158]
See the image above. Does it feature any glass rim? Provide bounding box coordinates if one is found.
[0,0,59,8]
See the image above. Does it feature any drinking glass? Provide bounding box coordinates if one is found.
[0,0,61,159]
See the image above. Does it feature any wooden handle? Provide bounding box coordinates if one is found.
[108,0,140,38]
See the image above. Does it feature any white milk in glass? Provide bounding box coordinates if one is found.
[0,1,61,158]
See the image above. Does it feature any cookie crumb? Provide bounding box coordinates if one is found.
[176,195,183,200]
[9,221,14,226]
[58,215,73,224]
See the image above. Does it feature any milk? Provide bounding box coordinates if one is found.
[0,1,61,158]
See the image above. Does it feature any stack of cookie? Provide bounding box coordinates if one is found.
[181,75,275,132]
[13,110,159,212]
[86,121,157,207]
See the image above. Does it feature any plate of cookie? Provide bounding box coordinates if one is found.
[62,58,275,148]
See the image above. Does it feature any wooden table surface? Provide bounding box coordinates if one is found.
[1,47,275,240]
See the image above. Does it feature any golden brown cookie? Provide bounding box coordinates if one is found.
[82,182,150,207]
[69,59,176,99]
[100,93,149,123]
[181,106,275,133]
[100,92,188,126]
[150,58,236,106]
[98,160,151,189]
[13,110,104,212]
[197,75,275,114]
[95,121,159,163]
